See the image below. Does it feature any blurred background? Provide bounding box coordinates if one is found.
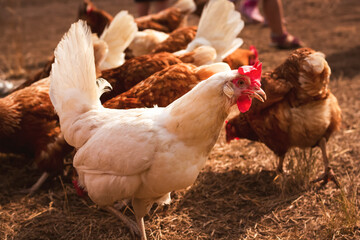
[0,0,359,239]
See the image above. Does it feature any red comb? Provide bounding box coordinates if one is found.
[72,179,87,197]
[86,5,93,14]
[249,45,258,65]
[237,61,262,87]
[249,45,258,59]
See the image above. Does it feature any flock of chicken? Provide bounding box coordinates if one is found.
[0,0,342,239]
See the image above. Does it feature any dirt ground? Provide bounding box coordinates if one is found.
[0,0,359,239]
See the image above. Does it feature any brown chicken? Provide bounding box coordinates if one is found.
[78,0,113,36]
[103,62,230,109]
[225,48,341,186]
[0,78,73,193]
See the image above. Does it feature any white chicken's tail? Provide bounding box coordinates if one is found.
[177,45,217,66]
[129,29,169,57]
[173,0,196,13]
[50,21,110,121]
[91,34,108,76]
[185,0,244,61]
[99,11,138,70]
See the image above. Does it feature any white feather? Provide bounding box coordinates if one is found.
[99,11,138,70]
[304,52,326,74]
[50,20,99,115]
[49,21,107,147]
[185,0,244,61]
[173,0,196,13]
[129,29,169,57]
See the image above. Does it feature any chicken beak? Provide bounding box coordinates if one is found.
[251,88,266,102]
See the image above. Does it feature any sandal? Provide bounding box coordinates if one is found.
[270,33,303,49]
[239,0,264,24]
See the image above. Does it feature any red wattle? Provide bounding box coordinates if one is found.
[237,97,252,113]
[72,179,87,197]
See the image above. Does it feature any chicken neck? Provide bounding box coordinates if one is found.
[164,78,231,155]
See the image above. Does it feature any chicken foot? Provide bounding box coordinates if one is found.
[105,206,141,239]
[19,172,50,195]
[276,155,285,173]
[311,138,340,188]
[114,199,131,211]
[132,198,150,240]
[136,216,146,240]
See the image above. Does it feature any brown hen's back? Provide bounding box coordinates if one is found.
[103,63,199,109]
[135,7,185,33]
[103,62,231,110]
[0,78,72,174]
[152,26,197,53]
[100,52,183,102]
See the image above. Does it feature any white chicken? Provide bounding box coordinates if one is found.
[49,21,266,239]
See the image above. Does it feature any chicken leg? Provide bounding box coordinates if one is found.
[276,155,285,173]
[105,206,141,239]
[114,199,131,211]
[132,198,151,240]
[136,216,146,240]
[19,172,50,195]
[311,138,340,187]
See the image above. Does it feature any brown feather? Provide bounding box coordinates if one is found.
[135,7,186,33]
[103,63,199,109]
[152,26,197,53]
[103,62,229,110]
[223,48,256,69]
[0,79,72,174]
[100,52,183,102]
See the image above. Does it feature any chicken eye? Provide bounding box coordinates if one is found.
[237,79,245,86]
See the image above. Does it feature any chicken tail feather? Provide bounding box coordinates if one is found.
[173,0,196,14]
[50,20,102,119]
[186,0,244,61]
[100,11,138,70]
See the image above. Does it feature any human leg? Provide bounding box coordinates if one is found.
[263,0,302,49]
